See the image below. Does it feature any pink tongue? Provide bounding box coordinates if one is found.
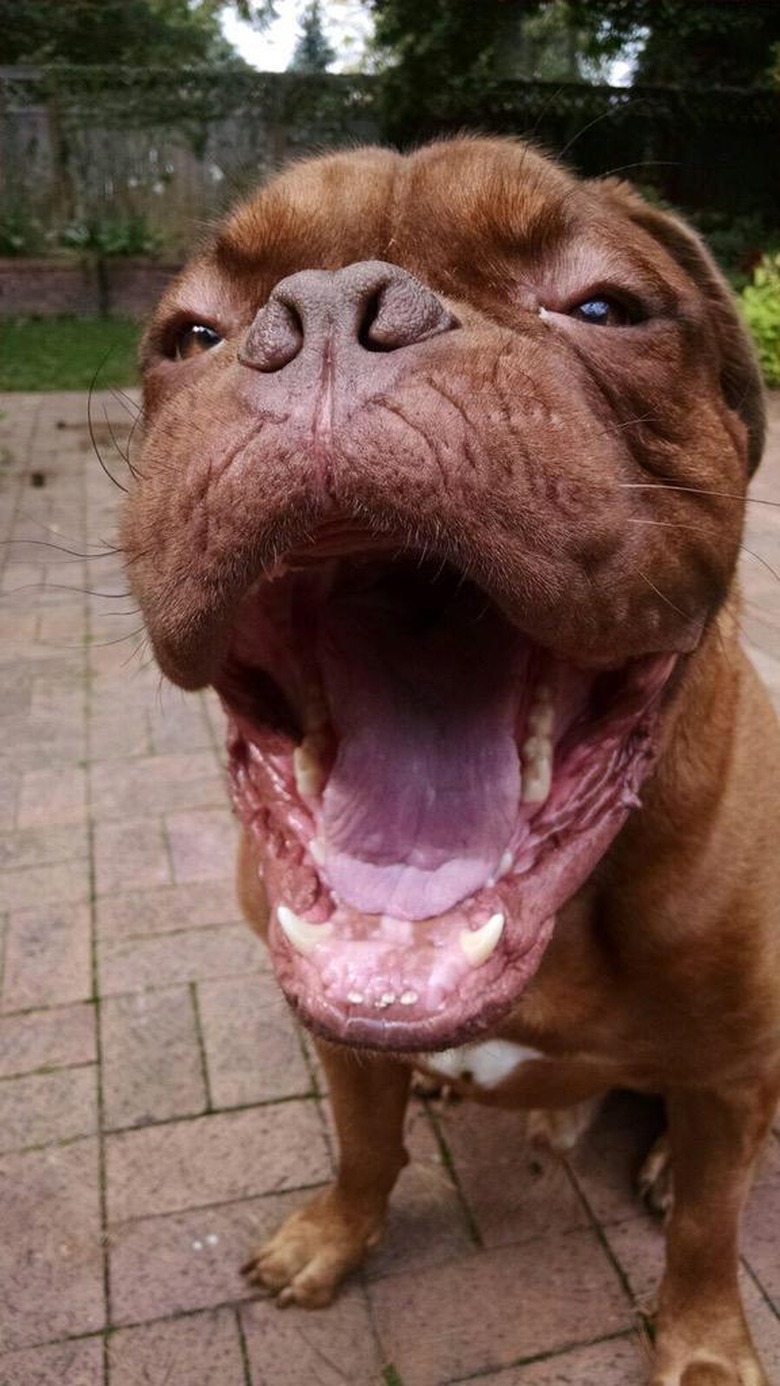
[318,589,522,920]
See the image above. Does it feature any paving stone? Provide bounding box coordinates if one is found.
[0,1139,105,1349]
[367,1102,475,1281]
[106,1101,330,1221]
[241,1283,384,1385]
[564,1092,664,1227]
[742,1139,780,1310]
[369,1231,631,1386]
[0,1001,96,1078]
[89,711,150,758]
[1,902,92,1011]
[197,973,311,1109]
[17,764,87,828]
[0,1336,104,1385]
[433,1101,589,1250]
[95,878,243,938]
[0,822,88,872]
[101,986,207,1130]
[92,817,172,896]
[166,808,239,883]
[471,1333,649,1384]
[109,1189,310,1324]
[36,605,88,645]
[109,1308,245,1386]
[99,923,265,995]
[0,1064,97,1153]
[90,752,223,821]
[148,695,216,754]
[29,674,84,721]
[0,715,87,772]
[0,856,90,913]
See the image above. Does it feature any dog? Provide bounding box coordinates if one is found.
[123,137,780,1384]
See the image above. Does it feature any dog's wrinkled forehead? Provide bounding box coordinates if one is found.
[214,140,576,290]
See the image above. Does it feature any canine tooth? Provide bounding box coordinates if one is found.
[399,990,418,1005]
[522,759,553,804]
[528,704,554,737]
[293,736,326,797]
[347,990,365,1005]
[522,733,551,764]
[277,905,333,956]
[309,838,326,865]
[460,913,505,967]
[498,849,513,878]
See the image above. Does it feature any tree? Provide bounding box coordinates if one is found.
[0,0,276,67]
[565,0,780,87]
[367,0,780,92]
[288,1,337,73]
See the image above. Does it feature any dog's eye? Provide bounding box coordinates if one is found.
[568,297,632,327]
[174,323,223,360]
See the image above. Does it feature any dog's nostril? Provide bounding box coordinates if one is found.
[361,275,457,353]
[240,298,305,373]
[357,291,389,353]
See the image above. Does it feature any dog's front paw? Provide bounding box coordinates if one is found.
[651,1339,768,1385]
[241,1189,381,1309]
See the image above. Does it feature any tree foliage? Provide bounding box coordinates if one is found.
[566,0,780,87]
[0,0,276,67]
[368,0,780,90]
[289,1,336,73]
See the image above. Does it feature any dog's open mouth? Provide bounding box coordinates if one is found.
[218,529,676,1051]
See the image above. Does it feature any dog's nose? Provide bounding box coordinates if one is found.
[240,260,456,372]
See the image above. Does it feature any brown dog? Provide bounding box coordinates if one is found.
[123,138,780,1384]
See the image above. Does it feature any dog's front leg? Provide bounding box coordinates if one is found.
[243,1042,411,1308]
[652,1081,777,1386]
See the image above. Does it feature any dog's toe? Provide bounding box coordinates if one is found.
[638,1133,674,1217]
[526,1096,603,1153]
[241,1190,381,1309]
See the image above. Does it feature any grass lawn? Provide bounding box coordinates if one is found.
[0,316,140,391]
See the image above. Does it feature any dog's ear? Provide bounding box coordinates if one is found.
[594,178,766,476]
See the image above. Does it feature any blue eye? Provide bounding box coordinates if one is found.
[569,297,631,327]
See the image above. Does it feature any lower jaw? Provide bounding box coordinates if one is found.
[232,733,652,1053]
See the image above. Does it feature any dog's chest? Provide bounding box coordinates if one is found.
[420,1039,547,1090]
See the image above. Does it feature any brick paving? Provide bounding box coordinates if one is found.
[0,387,778,1385]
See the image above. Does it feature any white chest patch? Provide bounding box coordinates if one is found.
[421,1039,546,1090]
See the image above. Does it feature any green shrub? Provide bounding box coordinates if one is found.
[741,254,780,388]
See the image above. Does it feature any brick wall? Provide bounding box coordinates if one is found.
[0,259,181,319]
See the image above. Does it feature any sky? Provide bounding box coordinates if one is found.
[221,1,633,83]
[221,1,374,73]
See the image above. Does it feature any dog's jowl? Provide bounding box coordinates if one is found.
[123,138,780,1384]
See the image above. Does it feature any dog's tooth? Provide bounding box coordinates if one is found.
[522,733,549,763]
[277,905,333,956]
[528,703,554,737]
[521,730,553,804]
[309,837,326,865]
[293,735,326,797]
[522,759,553,804]
[460,913,505,967]
[399,990,418,1005]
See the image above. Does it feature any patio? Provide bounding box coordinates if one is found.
[0,387,778,1385]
